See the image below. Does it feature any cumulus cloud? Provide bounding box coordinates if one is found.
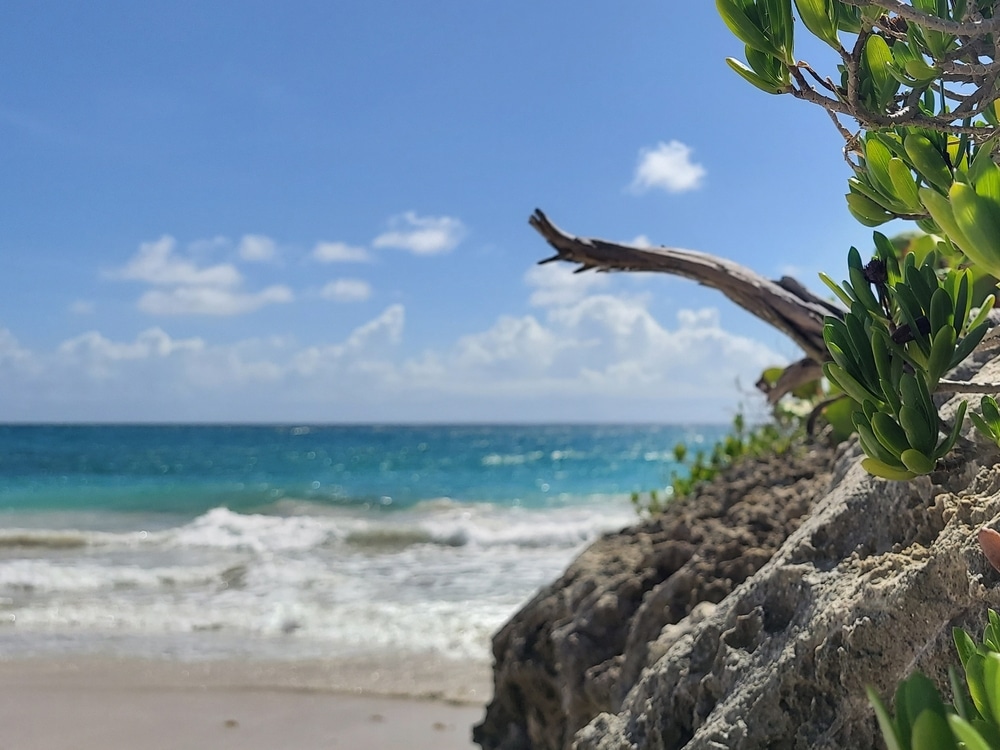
[0,272,783,421]
[291,305,404,377]
[59,327,205,361]
[454,316,561,371]
[237,234,277,262]
[0,327,38,372]
[524,263,609,307]
[312,241,371,263]
[109,236,293,317]
[108,236,242,287]
[372,212,465,255]
[137,285,293,316]
[630,140,706,194]
[321,279,372,303]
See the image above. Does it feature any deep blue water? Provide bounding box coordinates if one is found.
[0,423,727,515]
[0,423,732,664]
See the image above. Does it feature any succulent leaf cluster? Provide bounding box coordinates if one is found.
[970,396,1000,449]
[869,610,1000,749]
[717,0,1000,482]
[820,237,993,479]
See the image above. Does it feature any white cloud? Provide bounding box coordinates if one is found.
[312,241,371,263]
[291,305,404,377]
[0,327,38,372]
[454,316,561,371]
[630,140,706,194]
[321,279,372,303]
[372,212,465,255]
[137,285,293,316]
[59,328,205,361]
[630,235,653,249]
[524,263,609,307]
[0,276,784,421]
[108,236,242,287]
[109,235,295,317]
[69,300,95,315]
[237,234,277,262]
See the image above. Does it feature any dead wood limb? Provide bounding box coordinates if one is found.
[529,209,842,401]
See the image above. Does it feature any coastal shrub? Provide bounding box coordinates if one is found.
[630,407,801,515]
[716,0,1000,479]
[868,610,1000,749]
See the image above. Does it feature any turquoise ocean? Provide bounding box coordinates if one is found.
[0,424,726,667]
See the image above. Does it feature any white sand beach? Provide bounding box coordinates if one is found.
[0,655,490,750]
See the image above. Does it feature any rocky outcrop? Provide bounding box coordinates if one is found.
[475,358,1000,750]
[474,441,837,750]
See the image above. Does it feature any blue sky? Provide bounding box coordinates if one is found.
[0,2,881,422]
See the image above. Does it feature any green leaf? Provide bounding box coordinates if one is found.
[983,396,1000,432]
[950,182,1000,278]
[936,400,966,459]
[983,652,1000,725]
[975,162,1000,204]
[950,664,978,721]
[947,714,992,750]
[951,323,988,369]
[955,627,978,668]
[901,448,936,475]
[865,137,899,200]
[863,35,896,109]
[899,404,936,457]
[967,653,990,719]
[717,0,783,57]
[911,709,959,750]
[861,457,917,480]
[872,411,911,456]
[926,325,956,386]
[725,57,785,94]
[907,136,954,193]
[971,411,999,444]
[888,158,923,213]
[794,0,839,48]
[847,190,894,226]
[868,686,904,750]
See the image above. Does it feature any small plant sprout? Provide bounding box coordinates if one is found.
[970,396,1000,450]
[869,610,1000,749]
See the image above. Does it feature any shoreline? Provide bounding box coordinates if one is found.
[0,654,490,749]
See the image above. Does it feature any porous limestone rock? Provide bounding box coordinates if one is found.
[475,357,1000,750]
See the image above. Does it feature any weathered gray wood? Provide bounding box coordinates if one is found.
[529,209,841,398]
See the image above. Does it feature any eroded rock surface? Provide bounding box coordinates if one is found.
[475,356,1000,750]
[474,441,836,750]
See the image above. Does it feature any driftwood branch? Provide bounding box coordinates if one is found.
[528,209,844,404]
[529,209,841,369]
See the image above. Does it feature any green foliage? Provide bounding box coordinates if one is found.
[630,408,800,516]
[717,0,1000,482]
[869,611,1000,749]
[820,238,992,478]
[970,396,1000,449]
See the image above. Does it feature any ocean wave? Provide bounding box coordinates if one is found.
[0,498,636,558]
[0,530,91,550]
[481,450,544,466]
[168,507,339,552]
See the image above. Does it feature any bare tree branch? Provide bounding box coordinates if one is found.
[937,379,1000,394]
[529,209,841,366]
[840,0,1000,35]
